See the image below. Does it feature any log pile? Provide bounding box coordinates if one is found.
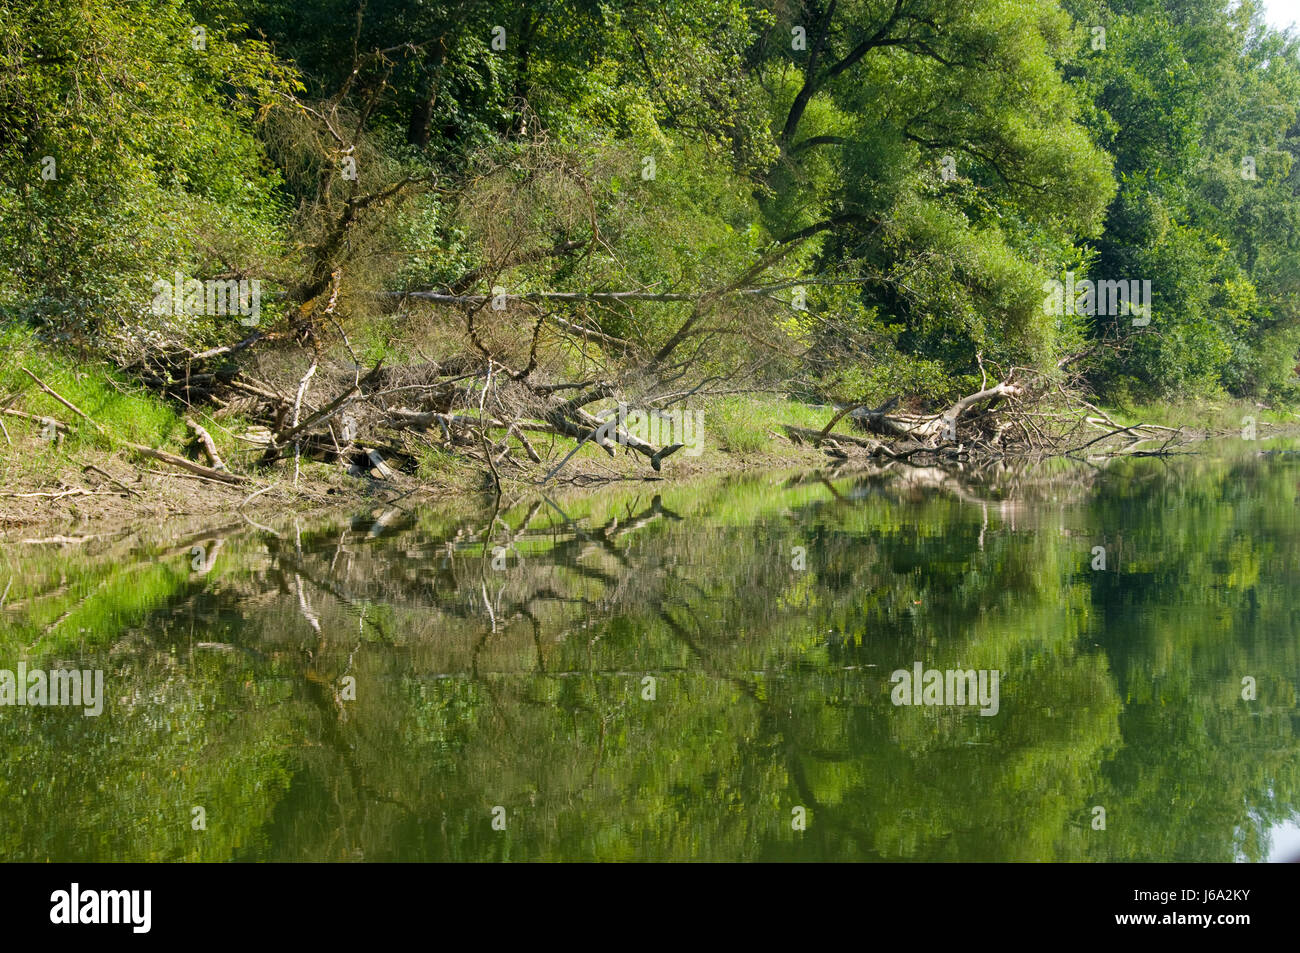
[785,370,1185,465]
[12,322,1184,494]
[116,333,695,489]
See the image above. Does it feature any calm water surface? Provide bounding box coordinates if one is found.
[2,443,1298,861]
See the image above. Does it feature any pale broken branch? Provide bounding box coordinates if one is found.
[186,418,227,471]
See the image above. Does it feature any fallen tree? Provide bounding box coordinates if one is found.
[785,367,1185,466]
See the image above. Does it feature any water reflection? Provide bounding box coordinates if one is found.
[1262,817,1300,863]
[1,445,1298,861]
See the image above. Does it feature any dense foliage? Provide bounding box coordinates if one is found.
[3,0,1300,406]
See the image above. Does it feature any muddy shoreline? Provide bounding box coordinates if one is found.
[5,419,1296,543]
[0,439,832,540]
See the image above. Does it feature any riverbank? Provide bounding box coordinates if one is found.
[4,336,1299,536]
[0,340,837,532]
[0,432,835,536]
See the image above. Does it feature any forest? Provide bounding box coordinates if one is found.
[3,0,1300,495]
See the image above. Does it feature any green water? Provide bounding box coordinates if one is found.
[2,443,1298,861]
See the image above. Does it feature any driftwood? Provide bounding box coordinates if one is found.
[20,367,93,423]
[787,379,1025,460]
[818,397,898,438]
[796,370,1187,465]
[785,426,881,449]
[83,463,141,497]
[363,448,396,479]
[506,424,542,463]
[851,380,1024,442]
[185,418,227,471]
[14,329,1192,500]
[2,407,71,433]
[130,445,249,485]
[265,360,385,458]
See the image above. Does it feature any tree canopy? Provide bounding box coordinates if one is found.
[3,0,1299,407]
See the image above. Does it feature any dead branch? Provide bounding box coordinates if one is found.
[186,418,227,471]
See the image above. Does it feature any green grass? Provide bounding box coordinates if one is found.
[415,444,464,481]
[0,326,185,459]
[1098,397,1300,433]
[706,395,852,452]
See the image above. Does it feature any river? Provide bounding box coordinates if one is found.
[2,441,1298,861]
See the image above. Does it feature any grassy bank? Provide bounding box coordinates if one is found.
[4,333,1298,533]
[0,333,849,530]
